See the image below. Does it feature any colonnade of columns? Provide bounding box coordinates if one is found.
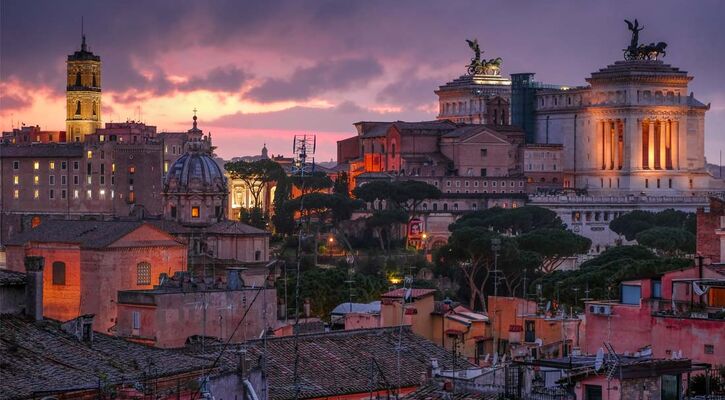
[595,117,679,171]
[641,119,679,170]
[596,119,624,170]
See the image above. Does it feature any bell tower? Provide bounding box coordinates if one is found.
[66,31,101,142]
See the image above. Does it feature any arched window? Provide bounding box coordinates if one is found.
[75,101,81,115]
[443,203,448,211]
[92,73,97,87]
[92,102,97,116]
[52,261,66,285]
[31,216,41,228]
[255,250,262,261]
[136,262,151,285]
[75,72,82,86]
[433,203,438,211]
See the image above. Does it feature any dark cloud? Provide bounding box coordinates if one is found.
[376,69,442,109]
[0,93,32,111]
[208,101,426,132]
[246,58,383,103]
[109,65,253,104]
[178,65,252,92]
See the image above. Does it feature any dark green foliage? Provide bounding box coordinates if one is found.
[517,228,592,273]
[688,367,724,395]
[532,245,690,309]
[353,179,441,214]
[635,226,696,256]
[277,266,388,318]
[240,207,267,229]
[333,171,351,196]
[450,206,564,233]
[609,208,695,241]
[271,176,295,235]
[291,171,333,194]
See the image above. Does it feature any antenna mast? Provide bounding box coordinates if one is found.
[291,133,316,400]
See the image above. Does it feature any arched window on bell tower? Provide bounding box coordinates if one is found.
[92,101,97,116]
[92,73,97,87]
[75,71,82,86]
[75,101,81,115]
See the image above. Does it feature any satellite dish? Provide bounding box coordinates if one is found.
[594,347,604,371]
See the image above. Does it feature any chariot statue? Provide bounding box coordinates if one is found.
[466,38,502,76]
[623,19,667,61]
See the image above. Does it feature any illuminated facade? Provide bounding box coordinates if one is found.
[534,60,714,195]
[435,70,511,125]
[66,35,102,142]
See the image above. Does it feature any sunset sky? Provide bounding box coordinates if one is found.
[2,0,725,162]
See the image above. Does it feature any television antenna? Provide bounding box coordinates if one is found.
[290,133,317,400]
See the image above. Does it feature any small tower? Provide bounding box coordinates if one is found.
[66,29,102,142]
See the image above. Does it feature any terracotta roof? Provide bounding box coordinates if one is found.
[381,288,437,300]
[0,315,209,400]
[147,219,268,236]
[0,269,26,286]
[403,384,499,400]
[3,220,180,249]
[189,327,470,400]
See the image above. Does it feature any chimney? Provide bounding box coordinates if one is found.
[277,298,287,320]
[227,268,244,290]
[24,256,44,321]
[303,298,311,318]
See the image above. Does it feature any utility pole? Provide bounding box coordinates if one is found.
[491,238,501,362]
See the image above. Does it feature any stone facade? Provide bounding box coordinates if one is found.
[116,274,277,348]
[66,35,102,142]
[4,222,187,332]
[534,60,715,196]
[436,71,511,125]
[521,144,565,193]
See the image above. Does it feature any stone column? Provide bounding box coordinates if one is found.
[659,120,667,170]
[648,120,655,169]
[612,120,620,170]
[598,120,604,170]
[672,119,679,170]
[603,120,612,170]
[665,120,672,170]
[626,117,639,171]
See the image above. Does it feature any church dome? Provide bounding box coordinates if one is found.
[164,146,226,193]
[164,114,226,194]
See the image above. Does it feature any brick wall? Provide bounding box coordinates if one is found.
[696,198,725,263]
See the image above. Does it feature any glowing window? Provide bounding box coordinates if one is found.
[86,190,92,199]
[34,176,39,185]
[164,161,169,173]
[13,176,19,185]
[49,161,55,169]
[33,161,39,170]
[136,262,151,285]
[13,190,19,199]
[128,166,136,174]
[191,206,200,218]
[33,190,39,199]
[87,151,92,159]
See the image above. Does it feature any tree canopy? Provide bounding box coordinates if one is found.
[225,159,285,214]
[436,206,591,310]
[532,245,690,309]
[635,226,695,256]
[609,209,695,241]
